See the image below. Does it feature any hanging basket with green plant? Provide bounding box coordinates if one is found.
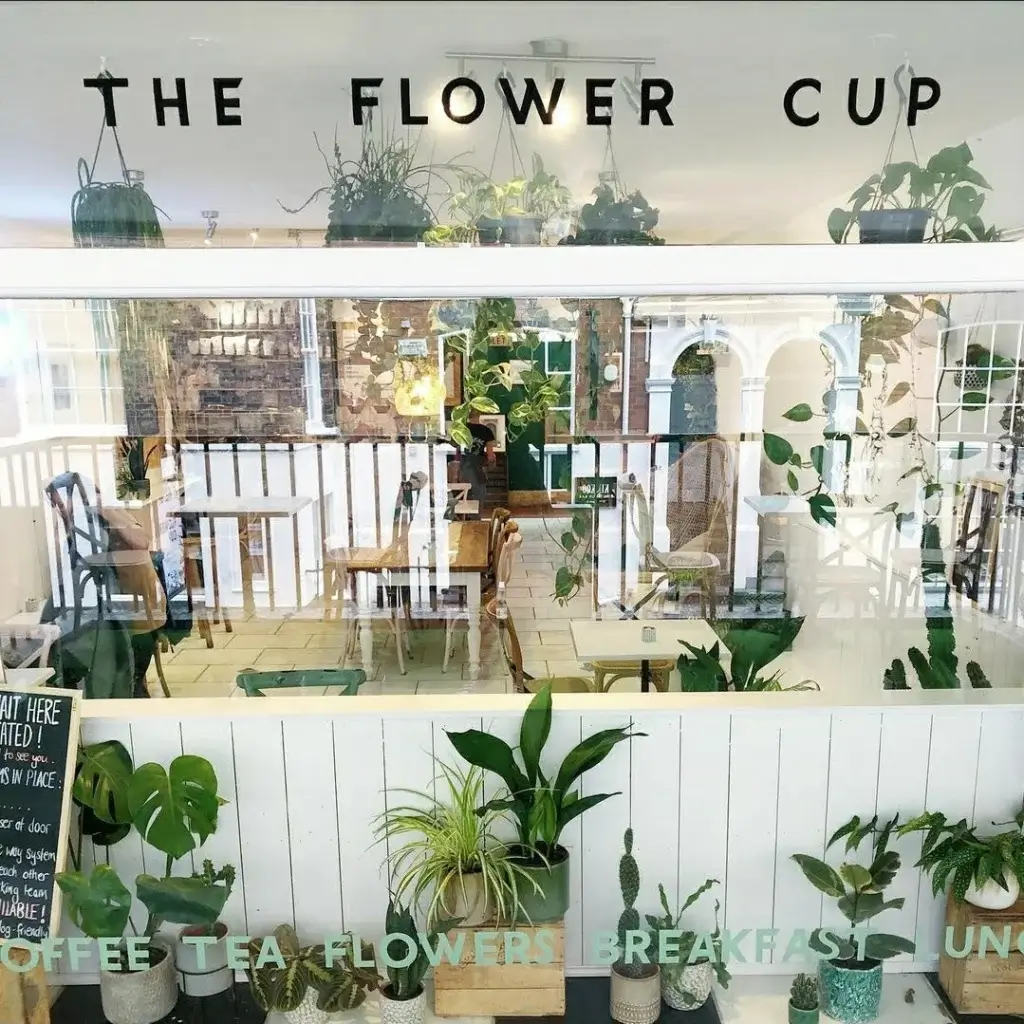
[561,182,663,246]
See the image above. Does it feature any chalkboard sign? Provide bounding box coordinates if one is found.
[573,476,618,508]
[0,687,80,941]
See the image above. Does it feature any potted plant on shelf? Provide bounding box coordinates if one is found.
[175,860,236,997]
[646,879,729,1010]
[246,924,379,1024]
[609,829,660,1024]
[827,142,1000,245]
[374,760,538,927]
[509,154,574,245]
[561,181,664,245]
[953,342,1016,391]
[789,973,820,1024]
[56,747,232,1024]
[445,683,642,922]
[378,897,459,1024]
[115,436,160,500]
[792,814,915,1024]
[448,171,525,244]
[897,807,1024,910]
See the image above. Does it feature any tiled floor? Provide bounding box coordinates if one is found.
[148,519,628,699]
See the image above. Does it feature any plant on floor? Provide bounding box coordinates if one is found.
[115,436,160,498]
[373,760,538,927]
[645,879,730,1004]
[246,924,379,1017]
[792,813,915,963]
[677,616,819,692]
[827,142,1000,245]
[882,617,991,690]
[379,897,459,1002]
[897,807,1024,906]
[446,684,642,919]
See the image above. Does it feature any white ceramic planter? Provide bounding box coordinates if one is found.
[610,964,661,1024]
[281,986,328,1024]
[176,923,233,997]
[965,871,1020,910]
[662,961,713,1011]
[379,985,426,1024]
[440,872,491,927]
[99,937,179,1024]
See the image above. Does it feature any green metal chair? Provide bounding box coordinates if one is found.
[235,668,367,697]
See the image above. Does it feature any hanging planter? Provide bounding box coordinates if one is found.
[561,183,664,246]
[73,72,166,248]
[953,343,1016,390]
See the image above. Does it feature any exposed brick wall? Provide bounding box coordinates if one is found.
[627,317,651,435]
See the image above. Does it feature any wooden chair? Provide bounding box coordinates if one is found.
[486,529,592,694]
[235,668,366,696]
[591,660,674,693]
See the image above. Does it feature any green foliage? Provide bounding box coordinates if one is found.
[828,142,1000,244]
[520,154,573,222]
[549,509,592,605]
[790,973,819,1011]
[247,924,379,1014]
[563,182,664,245]
[56,863,133,940]
[645,879,729,993]
[374,761,538,927]
[677,617,817,692]
[382,898,459,1000]
[967,661,992,688]
[898,808,1024,903]
[882,658,908,690]
[792,815,915,963]
[615,829,651,978]
[445,684,641,857]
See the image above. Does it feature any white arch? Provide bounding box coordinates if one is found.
[649,323,756,380]
[756,323,857,378]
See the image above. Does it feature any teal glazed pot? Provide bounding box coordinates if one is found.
[818,959,882,1023]
[788,1002,819,1024]
[513,846,570,923]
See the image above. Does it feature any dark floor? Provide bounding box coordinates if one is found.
[54,976,722,1022]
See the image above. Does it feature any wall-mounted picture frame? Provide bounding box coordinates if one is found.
[478,413,506,453]
[444,353,463,407]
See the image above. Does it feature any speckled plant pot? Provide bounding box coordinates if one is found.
[662,961,713,1010]
[282,987,328,1024]
[818,959,882,1023]
[379,985,426,1024]
[610,963,661,1023]
[98,937,179,1024]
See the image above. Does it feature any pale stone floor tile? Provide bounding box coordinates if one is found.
[255,649,343,668]
[210,617,280,634]
[305,631,353,649]
[151,663,209,684]
[275,619,342,634]
[538,620,573,633]
[168,679,235,699]
[528,645,576,661]
[543,660,593,678]
[227,632,312,649]
[199,666,260,686]
[171,647,265,665]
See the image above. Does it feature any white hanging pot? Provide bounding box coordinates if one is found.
[965,870,1020,910]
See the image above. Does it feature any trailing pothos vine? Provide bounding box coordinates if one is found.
[446,298,567,450]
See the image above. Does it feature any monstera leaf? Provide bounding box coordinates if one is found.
[72,740,134,825]
[129,755,223,860]
[55,864,132,940]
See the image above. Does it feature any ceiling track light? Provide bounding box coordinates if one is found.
[620,64,643,113]
[494,63,517,97]
[201,209,218,246]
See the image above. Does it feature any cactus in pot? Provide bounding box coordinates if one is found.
[790,973,820,1024]
[609,829,660,1024]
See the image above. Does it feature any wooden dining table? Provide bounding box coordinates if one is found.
[344,520,491,678]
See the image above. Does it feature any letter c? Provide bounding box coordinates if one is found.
[784,79,821,126]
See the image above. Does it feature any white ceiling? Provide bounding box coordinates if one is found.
[2,1,1024,243]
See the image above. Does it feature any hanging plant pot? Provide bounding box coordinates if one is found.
[475,217,503,245]
[501,214,544,245]
[856,209,929,244]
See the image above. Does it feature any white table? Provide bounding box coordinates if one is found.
[1,667,55,689]
[570,619,719,692]
[170,496,313,615]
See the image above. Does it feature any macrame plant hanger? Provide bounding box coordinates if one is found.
[487,77,527,183]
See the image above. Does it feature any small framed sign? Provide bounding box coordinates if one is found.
[573,476,618,508]
[397,337,428,357]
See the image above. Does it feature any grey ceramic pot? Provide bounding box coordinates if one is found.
[98,936,179,1024]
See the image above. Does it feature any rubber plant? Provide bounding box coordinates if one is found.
[445,683,642,870]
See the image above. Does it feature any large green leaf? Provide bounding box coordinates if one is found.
[722,618,804,690]
[136,873,230,928]
[556,792,616,835]
[520,685,552,787]
[864,932,916,960]
[792,854,845,897]
[677,643,726,692]
[446,729,529,796]
[129,755,222,860]
[782,404,814,423]
[869,850,900,890]
[55,864,132,940]
[73,740,134,825]
[809,493,837,528]
[552,727,638,800]
[763,434,794,466]
[838,863,873,893]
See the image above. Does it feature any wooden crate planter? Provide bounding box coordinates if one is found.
[939,892,1024,1014]
[0,944,50,1024]
[433,921,565,1017]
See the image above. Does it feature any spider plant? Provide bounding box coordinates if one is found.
[374,761,538,927]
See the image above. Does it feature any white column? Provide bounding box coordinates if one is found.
[830,373,862,494]
[620,297,635,434]
[735,376,768,591]
[646,377,674,434]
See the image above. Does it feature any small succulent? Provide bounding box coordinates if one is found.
[790,973,818,1011]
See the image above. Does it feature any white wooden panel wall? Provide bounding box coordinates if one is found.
[52,702,1024,983]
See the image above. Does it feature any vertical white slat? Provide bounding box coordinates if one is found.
[283,718,344,945]
[724,713,780,964]
[820,712,882,936]
[232,718,294,936]
[265,445,299,611]
[771,711,831,964]
[874,711,932,963]
[678,711,730,936]
[579,709,633,968]
[973,708,1024,824]
[376,444,403,547]
[178,718,247,936]
[628,711,682,947]
[914,710,983,962]
[335,714,388,939]
[348,444,378,547]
